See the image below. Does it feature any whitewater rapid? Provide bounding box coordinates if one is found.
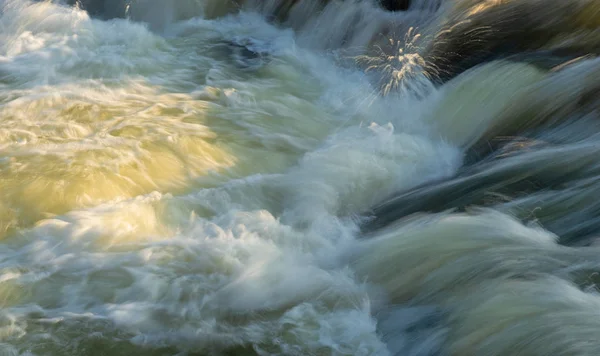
[2,0,600,355]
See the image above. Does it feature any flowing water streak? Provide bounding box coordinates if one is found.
[2,0,600,355]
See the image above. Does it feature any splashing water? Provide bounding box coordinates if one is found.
[2,0,600,355]
[356,27,431,97]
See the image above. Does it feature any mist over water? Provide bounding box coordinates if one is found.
[2,0,600,355]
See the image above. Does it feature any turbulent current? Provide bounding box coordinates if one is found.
[2,0,600,355]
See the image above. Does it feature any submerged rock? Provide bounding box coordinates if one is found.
[225,38,273,71]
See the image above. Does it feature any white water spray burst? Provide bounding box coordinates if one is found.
[356,27,430,97]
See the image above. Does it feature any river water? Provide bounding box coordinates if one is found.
[2,0,600,355]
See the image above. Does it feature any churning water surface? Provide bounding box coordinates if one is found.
[2,0,600,355]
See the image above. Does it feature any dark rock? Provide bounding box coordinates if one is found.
[379,0,410,11]
[421,1,600,84]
